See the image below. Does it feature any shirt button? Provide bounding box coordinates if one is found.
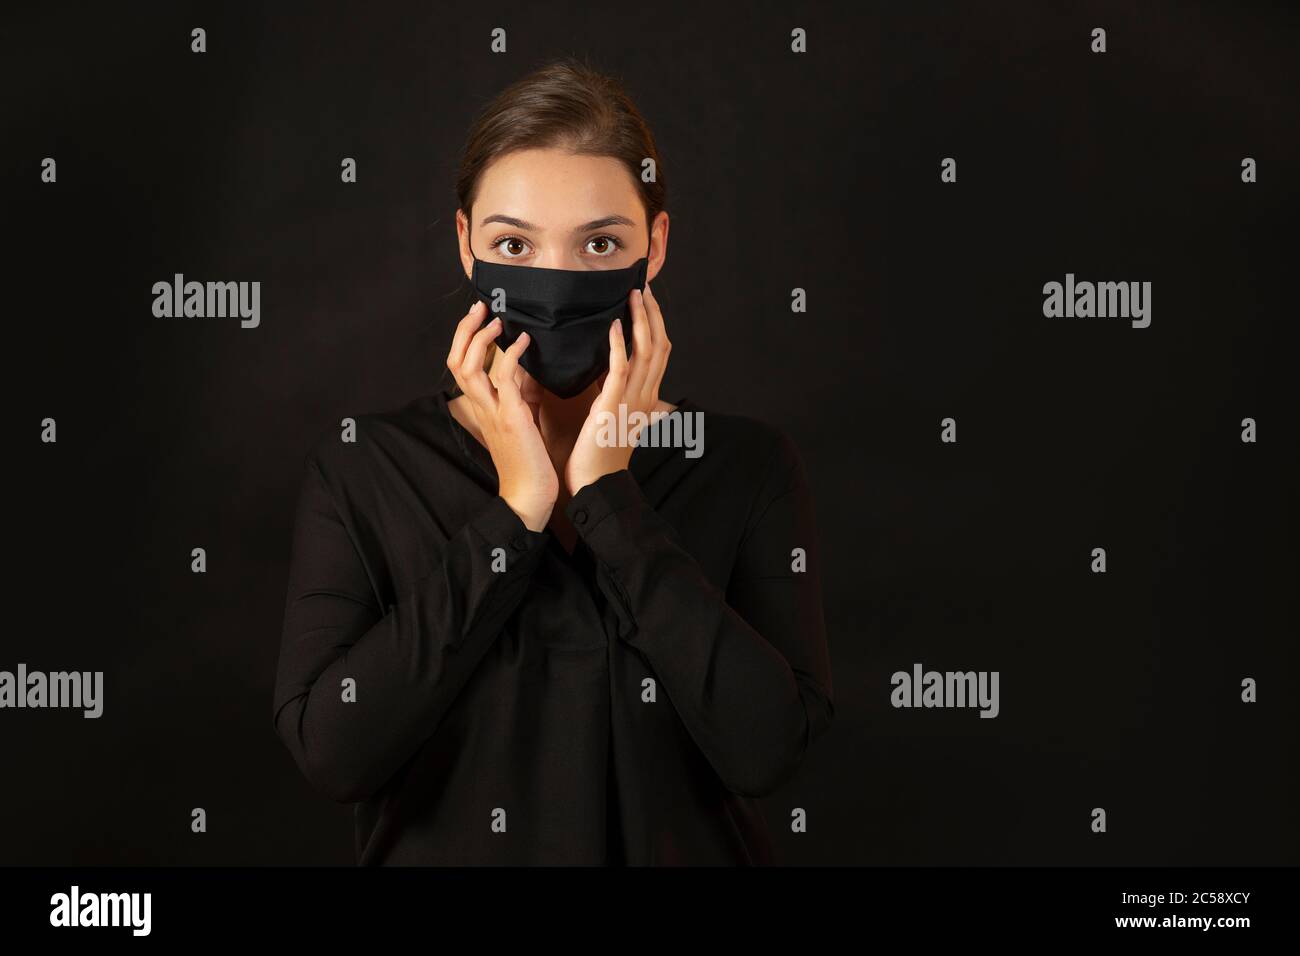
[573,508,588,525]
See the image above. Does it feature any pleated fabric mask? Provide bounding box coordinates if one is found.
[470,255,649,398]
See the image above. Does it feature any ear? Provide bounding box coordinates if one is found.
[645,210,669,285]
[456,209,474,280]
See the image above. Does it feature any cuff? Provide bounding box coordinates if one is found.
[470,494,552,560]
[564,469,646,535]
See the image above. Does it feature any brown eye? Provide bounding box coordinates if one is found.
[586,235,622,256]
[488,236,529,258]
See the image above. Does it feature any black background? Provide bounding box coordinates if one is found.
[4,0,1297,865]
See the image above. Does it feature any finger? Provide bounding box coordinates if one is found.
[460,316,503,407]
[491,330,529,406]
[446,301,488,375]
[640,281,672,398]
[598,317,630,412]
[624,287,653,399]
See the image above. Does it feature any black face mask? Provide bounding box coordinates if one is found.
[470,253,649,398]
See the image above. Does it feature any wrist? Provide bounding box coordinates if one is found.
[501,494,554,532]
[567,448,634,494]
[567,466,625,496]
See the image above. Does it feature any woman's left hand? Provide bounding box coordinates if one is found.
[565,280,671,494]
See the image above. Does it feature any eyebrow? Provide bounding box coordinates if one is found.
[480,214,637,232]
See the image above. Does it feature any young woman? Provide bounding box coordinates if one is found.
[273,57,834,865]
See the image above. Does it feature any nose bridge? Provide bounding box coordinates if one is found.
[536,231,574,270]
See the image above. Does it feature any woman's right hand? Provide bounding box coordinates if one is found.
[446,302,558,532]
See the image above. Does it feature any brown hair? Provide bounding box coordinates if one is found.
[457,55,667,248]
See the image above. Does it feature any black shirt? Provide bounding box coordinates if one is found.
[272,388,834,864]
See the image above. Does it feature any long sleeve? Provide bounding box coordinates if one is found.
[272,454,549,804]
[566,431,834,798]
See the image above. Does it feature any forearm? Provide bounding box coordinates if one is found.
[274,478,548,803]
[569,470,832,797]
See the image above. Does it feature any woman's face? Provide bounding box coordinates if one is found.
[457,146,667,403]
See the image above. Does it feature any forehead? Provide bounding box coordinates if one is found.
[474,148,642,225]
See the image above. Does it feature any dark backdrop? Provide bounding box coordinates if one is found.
[4,0,1297,865]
